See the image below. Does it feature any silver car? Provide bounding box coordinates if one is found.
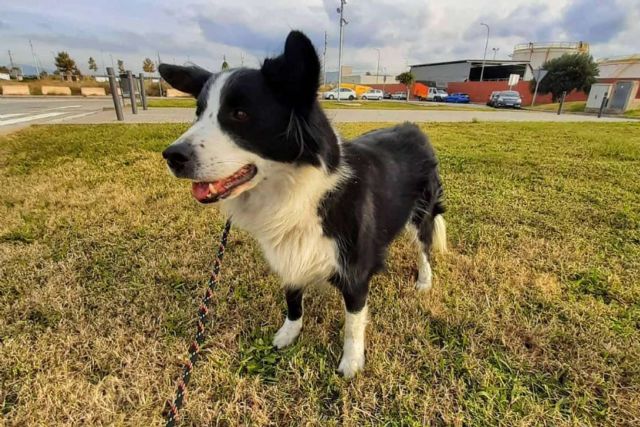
[493,90,522,108]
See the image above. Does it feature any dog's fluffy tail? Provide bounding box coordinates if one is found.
[432,214,447,253]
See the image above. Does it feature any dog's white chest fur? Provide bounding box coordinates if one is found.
[221,164,344,287]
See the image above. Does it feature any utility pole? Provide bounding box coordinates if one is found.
[322,31,328,87]
[479,22,490,82]
[8,50,15,69]
[375,48,380,84]
[337,0,348,102]
[29,40,41,78]
[240,52,245,67]
[382,67,387,94]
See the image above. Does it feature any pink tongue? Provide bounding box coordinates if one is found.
[191,182,212,201]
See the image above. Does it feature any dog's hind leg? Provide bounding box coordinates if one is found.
[407,212,446,292]
[406,223,433,291]
[273,287,304,349]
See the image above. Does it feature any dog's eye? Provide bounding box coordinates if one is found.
[232,109,248,122]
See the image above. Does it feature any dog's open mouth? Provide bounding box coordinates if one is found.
[191,164,257,204]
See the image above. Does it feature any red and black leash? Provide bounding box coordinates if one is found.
[163,219,232,427]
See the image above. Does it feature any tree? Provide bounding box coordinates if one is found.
[533,53,599,101]
[88,57,98,74]
[54,51,78,75]
[117,59,126,74]
[142,58,156,73]
[395,71,415,101]
[0,65,9,73]
[221,55,229,71]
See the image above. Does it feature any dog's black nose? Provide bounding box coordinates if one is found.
[162,143,190,170]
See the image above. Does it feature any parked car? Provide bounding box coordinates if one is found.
[492,90,522,108]
[390,91,408,100]
[426,87,449,102]
[361,89,384,100]
[487,91,500,106]
[445,93,470,103]
[383,91,392,99]
[323,88,356,100]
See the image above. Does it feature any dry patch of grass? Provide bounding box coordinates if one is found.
[1,122,639,425]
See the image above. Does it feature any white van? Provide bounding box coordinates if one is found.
[426,87,449,102]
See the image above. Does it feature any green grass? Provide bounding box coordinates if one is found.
[624,107,640,118]
[528,101,587,113]
[528,101,640,119]
[147,97,489,111]
[1,122,639,425]
[147,98,198,108]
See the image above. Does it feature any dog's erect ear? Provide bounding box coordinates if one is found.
[158,64,213,98]
[261,31,320,109]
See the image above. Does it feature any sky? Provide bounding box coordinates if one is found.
[1,0,638,76]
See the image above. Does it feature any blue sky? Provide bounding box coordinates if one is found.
[1,0,637,75]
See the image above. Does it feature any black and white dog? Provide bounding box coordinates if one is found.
[159,31,445,378]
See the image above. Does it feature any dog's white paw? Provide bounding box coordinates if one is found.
[337,350,365,378]
[415,276,432,292]
[272,318,302,349]
[416,261,433,292]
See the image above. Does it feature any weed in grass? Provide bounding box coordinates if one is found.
[237,333,282,384]
[569,269,615,304]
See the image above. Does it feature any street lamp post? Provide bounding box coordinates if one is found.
[337,0,347,102]
[479,22,490,82]
[492,47,499,60]
[375,48,380,84]
[322,31,328,86]
[29,40,41,79]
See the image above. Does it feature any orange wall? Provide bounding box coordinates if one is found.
[367,83,409,93]
[446,81,588,105]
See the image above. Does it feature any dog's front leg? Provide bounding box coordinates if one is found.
[338,282,369,378]
[273,287,304,349]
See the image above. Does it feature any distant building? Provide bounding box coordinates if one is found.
[593,55,640,111]
[324,66,393,86]
[342,74,395,85]
[512,41,589,80]
[597,55,640,81]
[410,59,529,88]
[410,41,589,87]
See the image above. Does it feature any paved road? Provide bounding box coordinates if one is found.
[1,97,635,135]
[0,97,112,134]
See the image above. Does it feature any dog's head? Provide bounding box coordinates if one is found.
[159,30,338,204]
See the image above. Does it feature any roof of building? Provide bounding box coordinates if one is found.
[410,59,530,68]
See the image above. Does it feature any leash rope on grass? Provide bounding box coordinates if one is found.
[163,219,232,427]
